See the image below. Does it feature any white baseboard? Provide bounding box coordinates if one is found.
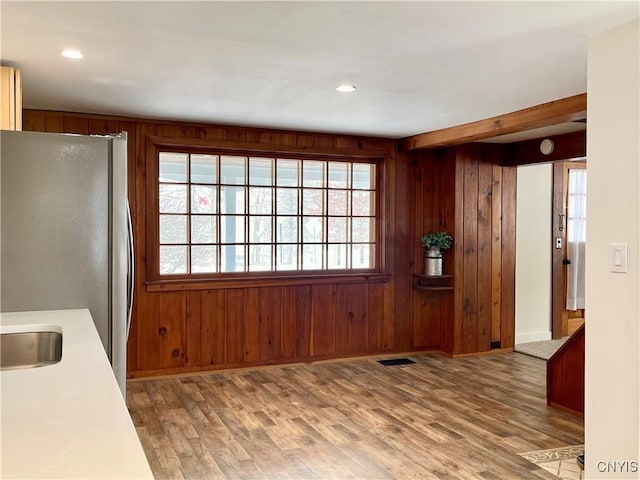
[515,330,552,345]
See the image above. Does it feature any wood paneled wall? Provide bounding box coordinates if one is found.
[453,144,516,355]
[411,149,456,351]
[23,110,416,377]
[410,144,516,356]
[23,110,517,376]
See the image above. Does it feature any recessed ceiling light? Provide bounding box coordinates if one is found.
[336,85,356,93]
[61,49,84,60]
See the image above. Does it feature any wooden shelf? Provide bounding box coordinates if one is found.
[412,274,454,291]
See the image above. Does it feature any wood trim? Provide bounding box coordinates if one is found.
[145,135,386,284]
[551,161,586,338]
[127,349,448,380]
[148,135,388,159]
[25,109,395,152]
[145,137,160,283]
[400,94,587,150]
[146,273,391,291]
[551,163,565,339]
[451,347,514,358]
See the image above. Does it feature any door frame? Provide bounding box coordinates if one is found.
[551,161,586,339]
[551,163,565,339]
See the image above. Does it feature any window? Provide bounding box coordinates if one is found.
[156,151,378,277]
[567,168,587,243]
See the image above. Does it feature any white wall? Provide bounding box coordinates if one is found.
[515,163,552,344]
[585,19,640,479]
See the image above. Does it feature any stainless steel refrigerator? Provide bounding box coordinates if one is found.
[0,130,133,396]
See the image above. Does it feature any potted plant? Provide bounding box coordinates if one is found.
[420,231,453,276]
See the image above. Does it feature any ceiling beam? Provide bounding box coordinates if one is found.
[503,130,586,166]
[400,93,587,150]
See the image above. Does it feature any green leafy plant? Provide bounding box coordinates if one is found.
[420,231,453,250]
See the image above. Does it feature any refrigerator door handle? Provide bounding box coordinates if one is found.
[126,200,134,338]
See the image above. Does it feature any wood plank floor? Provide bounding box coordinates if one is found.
[127,352,584,479]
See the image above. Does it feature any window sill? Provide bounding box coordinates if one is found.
[145,272,391,292]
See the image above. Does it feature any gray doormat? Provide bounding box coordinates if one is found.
[514,337,569,360]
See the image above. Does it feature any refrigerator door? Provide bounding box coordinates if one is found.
[110,132,129,396]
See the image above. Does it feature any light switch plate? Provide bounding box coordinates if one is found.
[610,243,628,273]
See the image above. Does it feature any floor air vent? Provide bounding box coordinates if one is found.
[377,358,416,366]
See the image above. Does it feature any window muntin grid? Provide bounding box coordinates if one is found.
[158,153,377,276]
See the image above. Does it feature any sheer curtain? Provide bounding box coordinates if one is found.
[566,169,587,310]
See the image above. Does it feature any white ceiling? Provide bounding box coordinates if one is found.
[1,1,638,139]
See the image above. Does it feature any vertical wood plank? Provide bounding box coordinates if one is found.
[297,134,315,148]
[158,124,182,138]
[22,111,45,132]
[282,286,297,359]
[258,287,283,362]
[413,293,441,349]
[244,288,260,363]
[441,155,456,276]
[392,149,413,351]
[226,289,246,364]
[44,114,63,133]
[135,292,159,371]
[295,285,313,357]
[491,165,503,344]
[501,166,517,349]
[184,125,207,139]
[226,128,247,142]
[185,291,202,367]
[88,118,119,135]
[367,282,384,352]
[382,282,395,351]
[311,284,336,356]
[281,133,298,146]
[205,127,226,141]
[259,131,283,145]
[451,149,465,355]
[315,135,335,149]
[158,292,186,368]
[335,284,368,354]
[200,290,226,366]
[414,151,432,350]
[62,116,89,134]
[281,285,313,359]
[477,159,493,352]
[461,149,479,354]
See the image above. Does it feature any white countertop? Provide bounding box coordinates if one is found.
[1,309,153,479]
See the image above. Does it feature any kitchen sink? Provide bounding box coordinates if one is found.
[0,329,63,371]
